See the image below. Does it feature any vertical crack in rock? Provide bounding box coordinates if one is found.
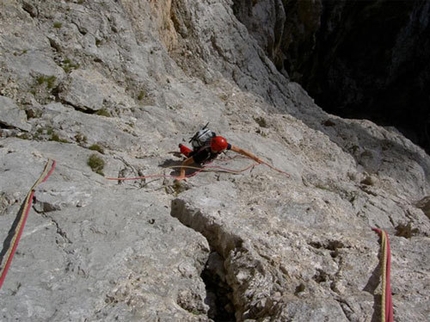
[201,251,236,321]
[171,198,284,321]
[171,198,240,321]
[33,200,72,246]
[39,212,73,245]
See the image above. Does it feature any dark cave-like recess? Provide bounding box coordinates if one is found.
[298,0,430,153]
[201,251,236,322]
[233,0,430,153]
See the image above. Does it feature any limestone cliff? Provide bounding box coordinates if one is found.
[1,1,429,321]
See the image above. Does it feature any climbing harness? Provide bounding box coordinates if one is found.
[372,228,394,322]
[0,159,56,289]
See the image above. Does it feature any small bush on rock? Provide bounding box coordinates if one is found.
[89,144,104,154]
[87,154,105,175]
[254,116,268,128]
[96,108,111,117]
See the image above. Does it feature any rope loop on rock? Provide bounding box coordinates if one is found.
[106,159,290,182]
[0,159,56,290]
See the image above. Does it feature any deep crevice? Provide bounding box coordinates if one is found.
[0,121,16,130]
[201,251,236,322]
[171,198,240,321]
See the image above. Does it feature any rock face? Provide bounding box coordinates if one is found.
[1,1,429,321]
[233,0,430,153]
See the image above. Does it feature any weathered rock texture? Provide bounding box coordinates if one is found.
[1,1,429,321]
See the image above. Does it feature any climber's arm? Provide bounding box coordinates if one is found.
[230,145,263,163]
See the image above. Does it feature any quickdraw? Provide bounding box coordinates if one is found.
[0,159,56,289]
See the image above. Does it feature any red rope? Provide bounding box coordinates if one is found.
[0,159,56,289]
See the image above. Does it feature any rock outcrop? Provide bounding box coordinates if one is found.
[1,1,429,321]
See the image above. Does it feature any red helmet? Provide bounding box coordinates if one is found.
[210,136,228,152]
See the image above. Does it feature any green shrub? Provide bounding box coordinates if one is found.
[87,154,105,175]
[75,133,88,144]
[51,132,60,141]
[137,90,146,101]
[50,132,69,143]
[89,144,104,154]
[96,108,111,117]
[62,58,79,73]
[36,75,57,89]
[254,116,268,128]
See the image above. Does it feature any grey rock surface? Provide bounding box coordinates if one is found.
[1,1,429,321]
[0,96,31,132]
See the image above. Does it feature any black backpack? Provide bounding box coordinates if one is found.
[189,123,216,149]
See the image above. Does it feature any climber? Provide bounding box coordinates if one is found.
[175,134,263,181]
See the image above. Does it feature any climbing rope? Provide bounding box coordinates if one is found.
[106,159,290,182]
[0,159,56,290]
[372,228,394,322]
[106,163,256,181]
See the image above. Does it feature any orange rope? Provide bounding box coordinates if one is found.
[260,161,291,178]
[372,228,393,322]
